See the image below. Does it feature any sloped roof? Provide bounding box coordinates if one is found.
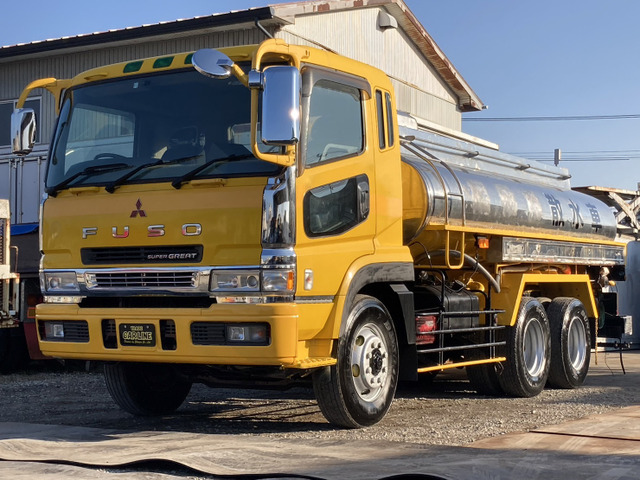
[270,0,483,111]
[0,0,483,111]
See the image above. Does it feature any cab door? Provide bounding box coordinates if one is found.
[295,67,376,299]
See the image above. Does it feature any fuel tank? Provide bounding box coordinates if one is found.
[400,122,618,246]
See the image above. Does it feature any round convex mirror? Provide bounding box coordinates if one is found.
[192,49,234,78]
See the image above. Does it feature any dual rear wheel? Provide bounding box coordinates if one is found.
[467,296,590,397]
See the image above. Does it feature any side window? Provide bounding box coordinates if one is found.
[304,174,369,237]
[305,80,363,166]
[385,92,394,147]
[376,90,386,149]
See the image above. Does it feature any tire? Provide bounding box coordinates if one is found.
[498,297,550,397]
[313,295,399,428]
[104,362,192,416]
[467,361,504,396]
[546,297,591,389]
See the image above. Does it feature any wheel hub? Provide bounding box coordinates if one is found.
[523,317,546,380]
[370,348,384,375]
[350,321,389,402]
[568,315,587,370]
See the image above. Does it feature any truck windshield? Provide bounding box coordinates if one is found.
[46,67,280,191]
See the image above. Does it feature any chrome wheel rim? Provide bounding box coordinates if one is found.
[567,315,587,371]
[350,321,389,402]
[523,317,546,380]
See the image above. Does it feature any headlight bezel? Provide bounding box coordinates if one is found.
[209,268,295,295]
[42,271,80,293]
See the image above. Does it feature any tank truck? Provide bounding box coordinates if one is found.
[10,39,625,427]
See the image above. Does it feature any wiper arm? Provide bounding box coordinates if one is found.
[46,163,131,197]
[171,154,254,190]
[105,154,203,193]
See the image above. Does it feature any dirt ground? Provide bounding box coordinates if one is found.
[1,350,638,446]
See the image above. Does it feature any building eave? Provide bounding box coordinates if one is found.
[0,7,280,61]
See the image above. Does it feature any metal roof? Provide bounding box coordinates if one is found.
[0,0,483,111]
[0,7,279,59]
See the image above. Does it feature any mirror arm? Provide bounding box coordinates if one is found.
[17,77,72,114]
[231,64,249,88]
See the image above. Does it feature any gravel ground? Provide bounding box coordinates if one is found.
[1,350,638,447]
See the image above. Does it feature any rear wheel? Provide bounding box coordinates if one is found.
[467,361,504,396]
[546,298,590,388]
[499,297,550,397]
[104,362,192,416]
[313,295,399,428]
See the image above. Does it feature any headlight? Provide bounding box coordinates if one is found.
[210,270,260,292]
[262,269,295,293]
[210,268,295,295]
[42,271,80,293]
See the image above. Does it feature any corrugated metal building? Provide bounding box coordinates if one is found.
[0,0,483,225]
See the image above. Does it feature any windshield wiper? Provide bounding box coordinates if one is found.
[105,154,204,193]
[171,153,255,189]
[46,163,131,197]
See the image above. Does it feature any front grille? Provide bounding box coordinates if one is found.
[39,320,89,342]
[191,322,226,345]
[160,319,177,350]
[102,319,117,349]
[93,271,197,288]
[81,245,203,265]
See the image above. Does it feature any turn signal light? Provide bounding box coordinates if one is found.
[476,236,490,249]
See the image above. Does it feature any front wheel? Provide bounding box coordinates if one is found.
[104,362,192,416]
[499,297,551,397]
[546,297,591,389]
[313,295,399,428]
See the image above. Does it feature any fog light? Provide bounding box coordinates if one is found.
[226,324,269,344]
[45,322,65,339]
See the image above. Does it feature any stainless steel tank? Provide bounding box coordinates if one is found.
[400,131,618,246]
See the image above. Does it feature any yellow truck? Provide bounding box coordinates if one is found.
[11,39,625,427]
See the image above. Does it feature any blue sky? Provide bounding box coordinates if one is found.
[2,0,639,190]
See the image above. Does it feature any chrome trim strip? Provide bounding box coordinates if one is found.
[294,296,335,304]
[261,167,296,250]
[495,237,625,266]
[261,248,296,267]
[43,267,212,295]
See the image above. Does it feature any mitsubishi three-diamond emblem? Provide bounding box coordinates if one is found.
[130,199,147,218]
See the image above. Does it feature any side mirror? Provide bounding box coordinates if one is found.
[11,108,36,155]
[192,49,234,79]
[259,66,301,146]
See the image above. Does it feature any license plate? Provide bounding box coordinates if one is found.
[119,323,156,347]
